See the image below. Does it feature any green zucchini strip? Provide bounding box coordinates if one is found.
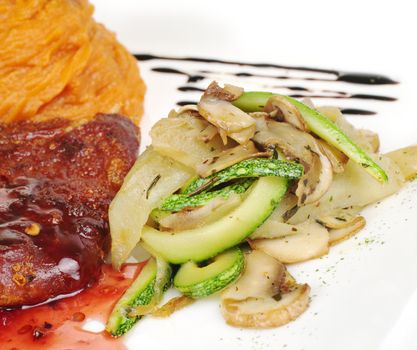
[233,92,388,182]
[174,247,245,298]
[106,257,171,337]
[142,177,288,264]
[158,179,253,212]
[182,158,303,196]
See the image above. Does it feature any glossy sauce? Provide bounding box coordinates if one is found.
[0,115,139,307]
[0,263,146,350]
[136,54,399,116]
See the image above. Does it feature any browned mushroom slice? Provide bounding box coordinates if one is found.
[203,81,243,101]
[287,155,405,225]
[221,250,310,328]
[295,147,333,205]
[198,97,256,145]
[250,221,329,264]
[329,215,366,245]
[252,119,333,205]
[316,206,361,229]
[263,95,307,131]
[317,139,349,174]
[197,141,262,177]
[385,145,417,181]
[222,250,286,301]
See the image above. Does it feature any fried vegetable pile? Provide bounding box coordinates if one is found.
[108,82,416,335]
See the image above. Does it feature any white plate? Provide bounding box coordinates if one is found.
[91,1,417,349]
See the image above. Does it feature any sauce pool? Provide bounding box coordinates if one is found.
[0,263,146,350]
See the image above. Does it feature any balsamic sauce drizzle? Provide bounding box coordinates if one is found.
[135,54,399,116]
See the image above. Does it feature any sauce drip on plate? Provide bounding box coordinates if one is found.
[0,263,145,350]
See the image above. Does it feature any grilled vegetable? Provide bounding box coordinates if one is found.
[154,194,243,231]
[328,216,366,245]
[141,177,288,264]
[106,257,172,336]
[158,180,253,212]
[109,147,194,268]
[385,145,417,181]
[233,92,388,183]
[250,221,329,264]
[174,247,244,298]
[182,158,303,196]
[221,250,310,328]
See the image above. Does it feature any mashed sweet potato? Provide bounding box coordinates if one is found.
[0,0,145,124]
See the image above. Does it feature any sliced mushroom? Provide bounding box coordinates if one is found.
[197,141,264,177]
[263,95,307,131]
[221,250,310,328]
[249,223,299,240]
[203,81,243,101]
[250,221,329,264]
[317,139,349,174]
[198,97,256,145]
[253,119,333,205]
[287,155,405,225]
[329,215,366,245]
[168,104,200,119]
[222,250,286,301]
[316,206,361,229]
[295,147,333,205]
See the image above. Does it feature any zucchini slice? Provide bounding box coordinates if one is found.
[182,158,303,195]
[232,92,388,183]
[106,257,171,337]
[158,179,253,212]
[174,248,244,298]
[141,176,288,264]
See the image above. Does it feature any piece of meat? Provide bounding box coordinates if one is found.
[0,114,139,308]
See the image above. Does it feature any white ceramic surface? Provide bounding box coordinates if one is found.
[91,1,417,349]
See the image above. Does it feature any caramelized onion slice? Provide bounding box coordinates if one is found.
[150,114,227,171]
[250,221,329,264]
[288,155,405,225]
[316,106,377,154]
[152,295,195,318]
[385,145,417,181]
[329,215,366,245]
[109,148,194,268]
